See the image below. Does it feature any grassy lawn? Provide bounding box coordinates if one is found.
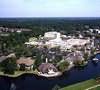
[89,86,100,90]
[0,69,38,78]
[60,79,99,90]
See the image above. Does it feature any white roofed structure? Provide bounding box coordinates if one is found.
[25,31,91,50]
[44,31,61,39]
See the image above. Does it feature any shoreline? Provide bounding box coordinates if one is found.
[0,70,62,78]
[0,71,37,78]
[0,61,88,78]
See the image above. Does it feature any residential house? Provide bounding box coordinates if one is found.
[16,57,34,70]
[38,63,58,74]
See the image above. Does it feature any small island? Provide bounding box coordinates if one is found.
[0,27,100,78]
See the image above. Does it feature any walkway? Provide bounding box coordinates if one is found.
[85,84,100,90]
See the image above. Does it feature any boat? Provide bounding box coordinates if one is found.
[92,58,99,64]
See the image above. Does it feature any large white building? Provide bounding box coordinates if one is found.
[44,31,61,39]
[44,32,64,47]
[25,31,91,50]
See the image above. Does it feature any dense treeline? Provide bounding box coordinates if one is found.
[0,18,100,35]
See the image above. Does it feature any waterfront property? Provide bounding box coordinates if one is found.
[0,59,100,90]
[23,31,97,77]
[65,51,84,62]
[38,63,62,77]
[0,31,99,78]
[38,63,58,74]
[16,57,34,70]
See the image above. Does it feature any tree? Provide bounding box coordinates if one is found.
[58,61,69,72]
[1,57,17,74]
[84,53,89,61]
[74,60,84,67]
[15,45,32,58]
[52,84,60,90]
[19,64,26,71]
[34,53,43,68]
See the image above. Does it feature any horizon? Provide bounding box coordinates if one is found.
[0,17,100,18]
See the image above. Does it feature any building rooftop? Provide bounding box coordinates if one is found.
[38,63,58,74]
[16,57,34,66]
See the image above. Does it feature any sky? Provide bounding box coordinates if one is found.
[0,0,100,17]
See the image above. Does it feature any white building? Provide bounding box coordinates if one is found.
[95,29,100,34]
[25,31,91,50]
[44,31,61,39]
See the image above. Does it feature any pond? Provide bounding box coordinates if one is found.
[0,54,100,90]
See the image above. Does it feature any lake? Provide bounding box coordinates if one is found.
[0,54,100,90]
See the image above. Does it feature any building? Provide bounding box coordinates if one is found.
[38,63,58,74]
[65,51,84,62]
[44,32,90,50]
[44,31,61,40]
[16,57,34,70]
[25,31,91,50]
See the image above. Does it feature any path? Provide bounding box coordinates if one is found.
[85,84,100,90]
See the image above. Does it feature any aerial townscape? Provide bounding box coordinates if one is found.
[0,17,100,90]
[1,0,100,89]
[0,24,100,76]
[24,31,96,77]
[0,18,100,90]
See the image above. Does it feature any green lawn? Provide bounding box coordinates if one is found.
[89,86,100,90]
[60,79,99,90]
[0,69,38,77]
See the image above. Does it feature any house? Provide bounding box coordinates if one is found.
[38,63,58,74]
[65,51,84,62]
[16,57,34,70]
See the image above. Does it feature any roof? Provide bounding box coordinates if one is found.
[38,63,58,73]
[66,39,90,47]
[44,31,61,39]
[0,56,7,63]
[16,57,34,66]
[66,51,84,61]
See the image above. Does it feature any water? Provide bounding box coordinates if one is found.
[0,54,100,90]
[95,53,100,60]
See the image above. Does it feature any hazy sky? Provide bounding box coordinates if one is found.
[0,0,100,17]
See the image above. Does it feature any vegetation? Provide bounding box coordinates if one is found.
[58,61,70,72]
[15,45,32,58]
[0,70,38,77]
[0,57,17,74]
[52,84,60,90]
[84,52,89,61]
[60,79,100,90]
[1,18,100,32]
[89,86,100,90]
[73,60,87,67]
